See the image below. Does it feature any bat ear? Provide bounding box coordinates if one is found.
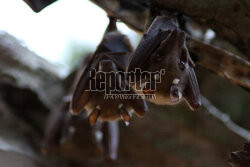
[183,68,201,110]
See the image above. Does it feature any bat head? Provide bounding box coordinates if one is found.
[145,29,201,110]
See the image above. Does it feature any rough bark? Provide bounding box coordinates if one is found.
[188,38,250,89]
[90,0,250,90]
[152,0,250,55]
[24,0,250,55]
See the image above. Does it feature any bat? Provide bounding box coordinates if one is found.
[127,16,201,110]
[43,17,125,159]
[70,16,149,125]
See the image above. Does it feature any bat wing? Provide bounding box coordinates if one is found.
[70,52,130,115]
[126,16,175,79]
[183,68,201,110]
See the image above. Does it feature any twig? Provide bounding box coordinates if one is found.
[201,96,250,141]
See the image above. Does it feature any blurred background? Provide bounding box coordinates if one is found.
[0,0,140,76]
[0,0,249,167]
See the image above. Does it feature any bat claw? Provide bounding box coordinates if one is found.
[70,109,79,115]
[188,101,201,111]
[89,108,100,126]
[124,121,130,126]
[120,108,131,126]
[134,109,147,117]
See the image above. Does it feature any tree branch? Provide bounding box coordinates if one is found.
[188,38,250,89]
[152,0,250,55]
[201,96,250,141]
[90,0,250,90]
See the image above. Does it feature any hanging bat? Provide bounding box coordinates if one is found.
[43,56,120,160]
[70,16,149,125]
[127,16,201,110]
[55,16,147,160]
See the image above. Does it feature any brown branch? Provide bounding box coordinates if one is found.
[94,0,147,30]
[188,37,250,89]
[90,0,148,32]
[90,0,250,90]
[91,0,250,55]
[21,0,250,89]
[152,0,250,55]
